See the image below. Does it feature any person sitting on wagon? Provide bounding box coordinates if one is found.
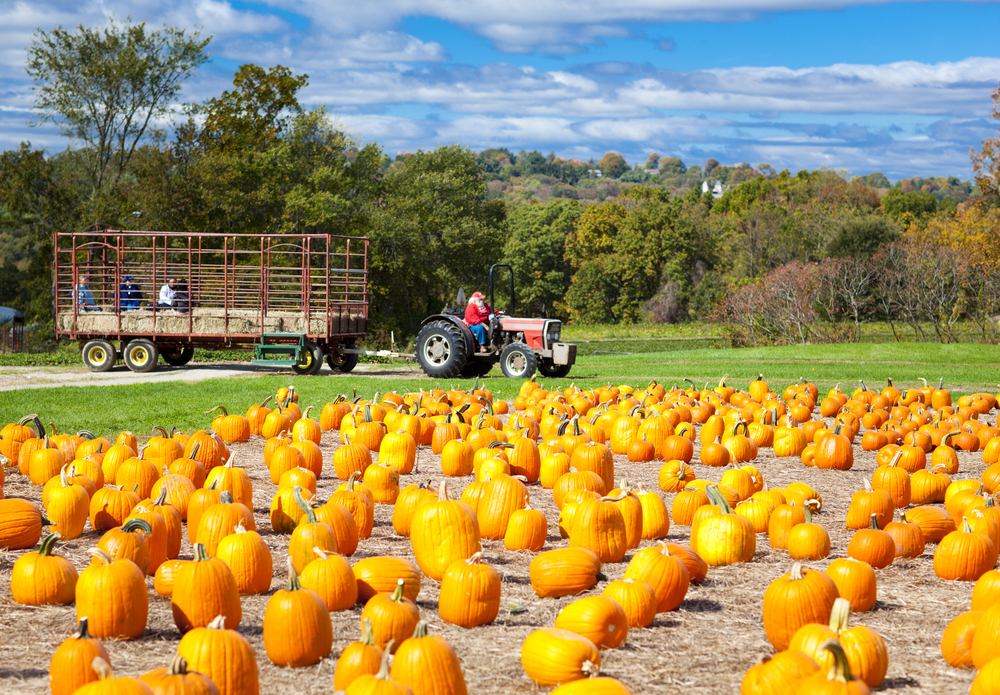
[157,278,177,307]
[119,275,143,310]
[172,280,192,313]
[76,276,100,311]
[464,291,492,350]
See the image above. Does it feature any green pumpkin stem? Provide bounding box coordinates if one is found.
[193,543,211,562]
[869,513,880,530]
[819,639,854,683]
[360,617,376,646]
[285,555,302,591]
[389,578,406,603]
[122,517,153,535]
[75,617,92,640]
[828,598,851,633]
[220,491,235,505]
[293,486,318,523]
[38,532,60,556]
[411,620,429,639]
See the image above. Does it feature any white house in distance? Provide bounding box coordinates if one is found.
[702,180,724,198]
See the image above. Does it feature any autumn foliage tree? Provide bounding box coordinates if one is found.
[972,81,1000,198]
[598,152,629,179]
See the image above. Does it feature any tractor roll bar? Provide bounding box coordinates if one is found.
[489,264,514,316]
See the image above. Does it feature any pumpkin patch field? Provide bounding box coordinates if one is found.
[2,375,1000,694]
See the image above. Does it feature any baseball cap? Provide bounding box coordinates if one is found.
[471,292,485,299]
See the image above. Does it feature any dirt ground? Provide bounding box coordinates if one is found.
[0,399,986,694]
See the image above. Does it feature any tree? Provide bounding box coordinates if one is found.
[645,152,661,170]
[972,82,1000,198]
[827,215,899,258]
[881,189,937,221]
[598,152,629,179]
[659,157,687,176]
[26,17,210,193]
[854,172,891,189]
[502,200,582,318]
[197,64,308,155]
[563,187,703,323]
[369,145,507,334]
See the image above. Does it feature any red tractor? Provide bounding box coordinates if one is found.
[415,265,577,379]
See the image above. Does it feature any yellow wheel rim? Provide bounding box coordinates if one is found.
[132,347,148,364]
[87,346,106,363]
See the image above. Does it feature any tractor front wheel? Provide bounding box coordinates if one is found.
[538,360,571,378]
[499,343,538,379]
[416,320,468,378]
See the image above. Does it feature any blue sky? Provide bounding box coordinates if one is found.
[1,0,998,180]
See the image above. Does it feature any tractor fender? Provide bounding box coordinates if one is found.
[420,314,475,358]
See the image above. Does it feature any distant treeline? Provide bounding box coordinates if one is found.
[377,147,979,209]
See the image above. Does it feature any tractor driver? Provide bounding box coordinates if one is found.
[465,291,492,350]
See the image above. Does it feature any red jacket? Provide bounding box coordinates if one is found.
[464,302,491,326]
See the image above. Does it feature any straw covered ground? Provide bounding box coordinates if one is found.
[0,395,987,695]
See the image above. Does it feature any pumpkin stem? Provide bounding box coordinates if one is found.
[169,654,189,676]
[207,615,227,630]
[411,620,429,639]
[358,617,378,647]
[91,656,114,681]
[828,598,851,633]
[204,405,229,416]
[347,471,361,491]
[193,543,211,562]
[220,491,235,504]
[375,640,395,680]
[38,532,60,556]
[438,480,452,502]
[234,521,248,535]
[868,513,880,530]
[88,547,114,566]
[389,578,406,603]
[224,453,236,469]
[285,555,302,591]
[152,486,168,506]
[122,517,153,535]
[151,426,168,438]
[75,617,92,640]
[293,486,318,523]
[790,562,805,581]
[819,639,854,684]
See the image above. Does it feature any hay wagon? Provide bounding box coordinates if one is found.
[54,229,374,375]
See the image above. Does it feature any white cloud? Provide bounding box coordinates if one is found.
[0,0,995,179]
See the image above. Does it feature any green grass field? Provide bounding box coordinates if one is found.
[2,342,998,437]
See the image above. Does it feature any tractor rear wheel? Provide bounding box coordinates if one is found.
[416,320,468,378]
[499,342,538,379]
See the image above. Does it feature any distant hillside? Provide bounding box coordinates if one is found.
[380,148,979,207]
